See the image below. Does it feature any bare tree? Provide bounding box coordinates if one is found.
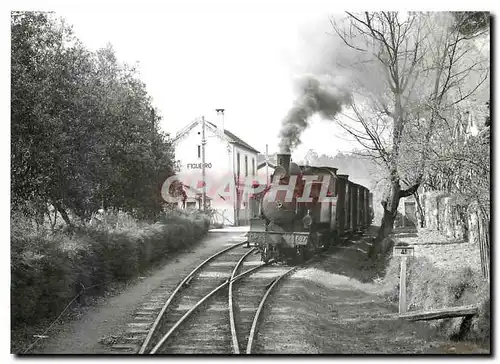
[330,11,489,240]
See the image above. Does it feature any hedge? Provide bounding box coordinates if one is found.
[11,210,209,329]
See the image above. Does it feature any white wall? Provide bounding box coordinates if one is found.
[232,144,258,223]
[175,124,230,177]
[173,121,258,225]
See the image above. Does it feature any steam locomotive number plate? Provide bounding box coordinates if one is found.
[283,233,309,246]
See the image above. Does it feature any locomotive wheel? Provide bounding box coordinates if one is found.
[261,247,270,263]
[322,232,331,250]
[295,247,305,264]
[303,246,311,261]
[321,231,337,250]
[262,247,268,263]
[331,231,339,246]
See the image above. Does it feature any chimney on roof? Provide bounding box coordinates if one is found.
[215,109,225,132]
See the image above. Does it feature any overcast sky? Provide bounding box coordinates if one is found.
[56,3,360,161]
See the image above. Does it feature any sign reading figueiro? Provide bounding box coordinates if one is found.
[187,163,212,169]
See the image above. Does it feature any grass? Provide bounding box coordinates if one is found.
[381,250,489,346]
[338,225,489,347]
[11,208,210,353]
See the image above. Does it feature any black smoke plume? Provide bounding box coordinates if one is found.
[278,75,351,153]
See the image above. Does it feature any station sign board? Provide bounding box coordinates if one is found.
[187,162,212,169]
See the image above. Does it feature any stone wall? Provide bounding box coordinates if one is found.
[399,192,476,241]
[401,191,490,281]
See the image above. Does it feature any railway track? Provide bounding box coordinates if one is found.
[136,239,301,354]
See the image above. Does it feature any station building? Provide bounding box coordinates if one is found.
[171,110,260,226]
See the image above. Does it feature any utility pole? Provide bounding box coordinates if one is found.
[265,144,269,185]
[201,116,207,212]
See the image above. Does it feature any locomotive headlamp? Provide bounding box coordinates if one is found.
[273,166,287,181]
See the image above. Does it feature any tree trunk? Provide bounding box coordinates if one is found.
[376,179,421,241]
[53,201,73,227]
[414,191,425,228]
[378,207,398,241]
[51,209,58,230]
[377,179,401,241]
[45,205,53,227]
[45,205,59,231]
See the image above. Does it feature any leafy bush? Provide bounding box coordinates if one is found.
[11,210,209,330]
[470,297,490,344]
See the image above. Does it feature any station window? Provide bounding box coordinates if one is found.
[252,157,255,176]
[197,145,201,158]
[245,156,248,177]
[237,152,240,177]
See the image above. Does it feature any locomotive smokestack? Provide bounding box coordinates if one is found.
[277,152,291,173]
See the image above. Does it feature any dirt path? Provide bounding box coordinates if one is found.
[255,237,489,354]
[30,232,244,354]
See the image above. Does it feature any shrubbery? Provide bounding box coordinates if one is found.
[11,209,209,330]
[382,254,490,344]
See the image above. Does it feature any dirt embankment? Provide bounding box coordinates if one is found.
[384,228,490,347]
[255,228,489,354]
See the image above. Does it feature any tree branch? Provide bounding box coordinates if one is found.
[399,181,421,198]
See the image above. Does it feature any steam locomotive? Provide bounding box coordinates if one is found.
[248,153,373,264]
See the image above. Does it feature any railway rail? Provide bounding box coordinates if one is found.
[138,238,303,354]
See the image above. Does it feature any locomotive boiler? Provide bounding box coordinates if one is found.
[248,152,373,264]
